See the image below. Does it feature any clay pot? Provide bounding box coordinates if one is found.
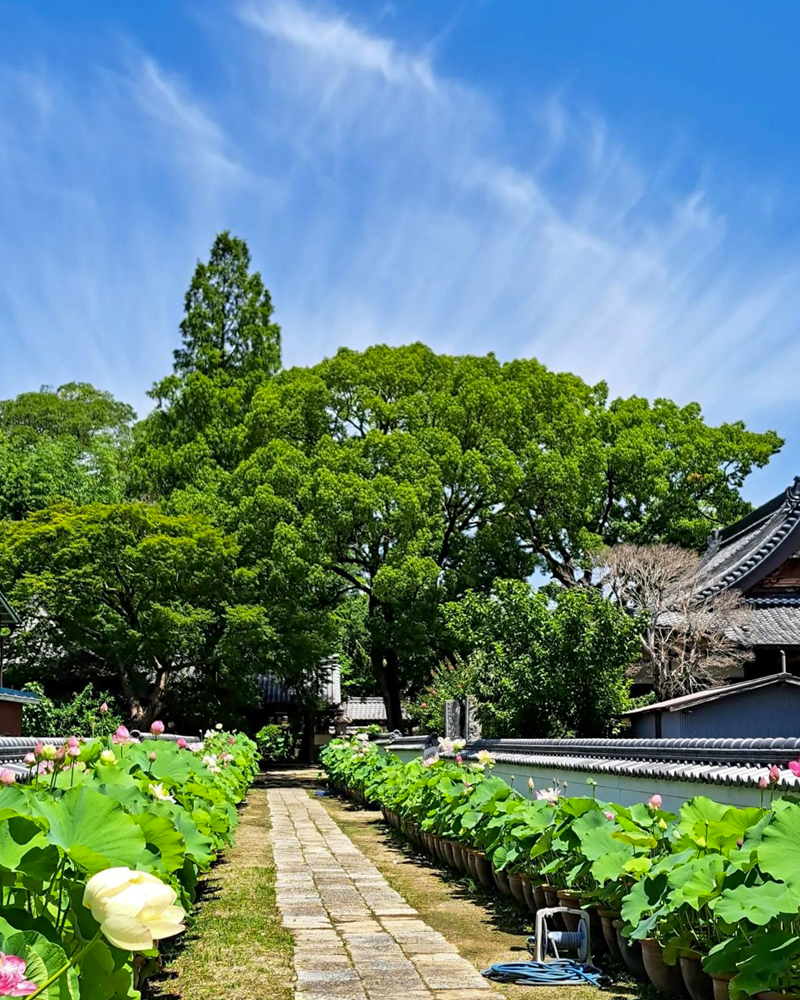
[493,866,512,896]
[508,873,527,905]
[585,906,606,955]
[598,910,621,960]
[543,885,560,909]
[680,954,714,1000]
[641,938,690,998]
[711,974,734,1000]
[557,890,583,933]
[613,920,647,981]
[470,850,496,889]
[521,876,538,914]
[533,884,547,910]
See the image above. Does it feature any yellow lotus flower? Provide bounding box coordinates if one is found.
[83,868,186,952]
[148,782,176,804]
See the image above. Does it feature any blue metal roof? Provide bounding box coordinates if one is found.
[0,687,40,704]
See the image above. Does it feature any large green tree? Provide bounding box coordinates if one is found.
[230,344,780,730]
[131,231,282,505]
[0,382,135,520]
[0,502,272,727]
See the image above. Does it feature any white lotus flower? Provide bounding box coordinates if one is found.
[476,750,495,767]
[83,868,186,951]
[148,782,176,804]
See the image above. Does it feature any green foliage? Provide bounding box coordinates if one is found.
[0,727,257,999]
[0,383,134,521]
[0,503,267,727]
[407,658,471,734]
[21,683,123,738]
[131,231,281,501]
[254,724,294,762]
[443,580,641,737]
[322,738,800,999]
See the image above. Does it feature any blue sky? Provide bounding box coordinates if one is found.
[1,1,799,503]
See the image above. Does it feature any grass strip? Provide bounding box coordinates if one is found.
[148,786,294,1000]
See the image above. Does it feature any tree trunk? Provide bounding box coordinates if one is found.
[382,649,404,733]
[120,660,170,731]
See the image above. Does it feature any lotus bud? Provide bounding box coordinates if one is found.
[528,777,535,791]
[100,749,116,765]
[0,769,16,786]
[658,818,668,830]
[83,867,186,951]
[604,810,615,821]
[177,738,187,749]
[23,752,36,767]
[99,702,108,715]
[41,744,56,761]
[770,765,781,785]
[55,745,66,762]
[150,720,165,737]
[67,736,79,749]
[215,723,223,730]
[759,776,769,789]
[647,794,662,810]
[149,751,157,763]
[228,736,235,745]
[456,754,463,764]
[112,725,131,745]
[34,741,44,759]
[67,745,80,758]
[737,838,744,847]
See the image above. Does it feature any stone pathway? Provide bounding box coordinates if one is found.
[268,787,504,1000]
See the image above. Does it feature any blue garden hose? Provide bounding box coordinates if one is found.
[481,959,608,987]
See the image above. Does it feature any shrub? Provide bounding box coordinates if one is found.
[255,723,295,762]
[21,681,124,737]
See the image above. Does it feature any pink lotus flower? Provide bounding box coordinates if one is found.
[770,765,781,785]
[789,760,800,777]
[66,736,79,749]
[33,742,43,759]
[0,770,15,786]
[0,952,37,996]
[37,762,53,776]
[22,753,36,768]
[112,725,131,745]
[228,736,235,745]
[456,754,463,764]
[67,745,80,759]
[648,794,662,810]
[150,720,165,736]
[54,746,66,762]
[99,702,108,715]
[759,776,769,789]
[604,810,615,821]
[177,738,187,750]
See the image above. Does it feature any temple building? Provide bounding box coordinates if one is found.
[694,476,800,678]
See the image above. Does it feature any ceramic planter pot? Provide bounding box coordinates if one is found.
[556,890,583,932]
[613,920,647,981]
[492,865,512,896]
[507,873,527,905]
[521,876,538,914]
[584,906,606,955]
[598,910,621,960]
[680,954,714,1000]
[542,885,560,909]
[441,840,455,868]
[470,850,495,889]
[641,938,690,998]
[710,973,734,1000]
[533,884,547,910]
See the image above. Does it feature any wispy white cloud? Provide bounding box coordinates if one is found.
[0,0,798,498]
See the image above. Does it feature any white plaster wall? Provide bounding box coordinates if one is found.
[391,748,765,811]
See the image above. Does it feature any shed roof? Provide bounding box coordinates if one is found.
[623,672,800,717]
[0,589,20,628]
[0,687,40,705]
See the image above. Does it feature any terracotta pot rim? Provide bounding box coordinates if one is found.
[598,908,620,918]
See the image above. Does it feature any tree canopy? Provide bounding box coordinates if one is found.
[0,231,784,734]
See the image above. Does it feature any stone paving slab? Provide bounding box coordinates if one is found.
[268,788,503,999]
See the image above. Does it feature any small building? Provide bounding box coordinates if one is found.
[0,586,38,736]
[340,696,402,732]
[624,673,800,739]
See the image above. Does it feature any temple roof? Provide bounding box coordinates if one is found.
[695,477,800,600]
